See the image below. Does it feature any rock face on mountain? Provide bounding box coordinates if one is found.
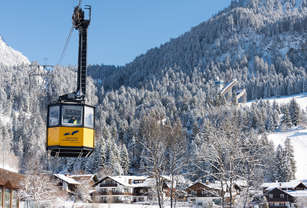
[0,36,30,66]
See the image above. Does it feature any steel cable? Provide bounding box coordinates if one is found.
[57,26,74,65]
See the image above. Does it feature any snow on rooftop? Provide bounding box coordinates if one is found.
[262,180,304,190]
[99,175,177,188]
[0,152,19,173]
[70,174,94,177]
[54,174,80,185]
[108,176,149,187]
[287,190,307,197]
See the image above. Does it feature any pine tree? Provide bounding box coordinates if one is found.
[273,145,286,182]
[273,144,294,182]
[289,98,301,126]
[284,138,296,180]
[281,107,292,129]
[120,144,130,174]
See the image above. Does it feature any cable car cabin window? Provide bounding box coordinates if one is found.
[84,106,94,128]
[48,105,60,126]
[62,105,83,126]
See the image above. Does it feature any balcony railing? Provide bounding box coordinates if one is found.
[99,183,117,187]
[97,190,149,196]
[98,191,133,195]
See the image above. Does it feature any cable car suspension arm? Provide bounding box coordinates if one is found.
[59,4,91,103]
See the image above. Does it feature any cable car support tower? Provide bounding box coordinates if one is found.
[46,4,95,158]
[59,5,91,103]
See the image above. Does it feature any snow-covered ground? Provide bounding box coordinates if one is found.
[268,128,307,180]
[246,92,307,110]
[0,36,30,66]
[21,201,192,208]
[246,92,307,180]
[0,113,11,126]
[72,203,191,208]
[0,152,19,173]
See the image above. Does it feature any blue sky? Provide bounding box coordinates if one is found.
[0,0,230,66]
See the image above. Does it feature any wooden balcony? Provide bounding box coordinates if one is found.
[99,183,117,187]
[98,190,148,197]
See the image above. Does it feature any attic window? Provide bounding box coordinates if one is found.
[269,194,273,199]
[280,194,284,199]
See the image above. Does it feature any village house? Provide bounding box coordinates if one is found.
[0,168,24,208]
[54,174,81,194]
[53,174,96,201]
[92,175,175,203]
[262,181,307,208]
[186,181,220,199]
[185,180,245,206]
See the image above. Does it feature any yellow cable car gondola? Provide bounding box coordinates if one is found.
[47,4,95,157]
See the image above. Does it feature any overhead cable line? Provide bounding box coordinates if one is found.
[57,0,82,65]
[57,26,74,65]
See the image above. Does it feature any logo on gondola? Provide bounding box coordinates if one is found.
[64,130,79,136]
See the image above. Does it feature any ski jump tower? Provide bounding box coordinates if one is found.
[217,79,247,105]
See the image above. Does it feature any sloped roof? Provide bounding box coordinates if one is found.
[109,176,149,187]
[287,190,307,197]
[54,174,80,185]
[262,181,306,190]
[266,187,307,198]
[96,175,180,189]
[187,181,223,191]
[96,175,156,188]
[0,168,24,189]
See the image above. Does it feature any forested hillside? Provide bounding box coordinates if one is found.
[0,0,306,184]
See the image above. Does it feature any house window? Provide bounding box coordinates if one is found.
[280,194,284,198]
[269,194,273,199]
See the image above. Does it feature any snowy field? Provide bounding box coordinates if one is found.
[268,128,307,179]
[22,202,192,208]
[72,203,191,208]
[246,92,307,110]
[246,92,307,180]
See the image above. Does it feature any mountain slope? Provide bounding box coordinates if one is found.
[1,0,307,177]
[0,36,30,66]
[246,92,307,179]
[89,0,307,102]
